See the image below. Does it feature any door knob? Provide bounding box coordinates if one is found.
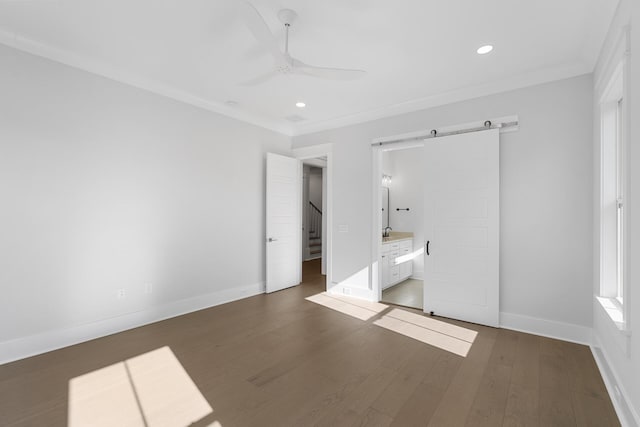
[268,237,278,242]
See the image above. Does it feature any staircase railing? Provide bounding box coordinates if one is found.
[308,201,322,240]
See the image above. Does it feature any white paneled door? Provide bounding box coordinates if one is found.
[266,153,301,293]
[423,129,500,327]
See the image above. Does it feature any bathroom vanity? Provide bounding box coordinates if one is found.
[381,232,413,290]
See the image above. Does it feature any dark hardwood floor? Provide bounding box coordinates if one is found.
[0,259,620,426]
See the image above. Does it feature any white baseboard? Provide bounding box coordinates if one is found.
[0,282,265,365]
[500,312,592,345]
[591,334,640,427]
[328,284,376,302]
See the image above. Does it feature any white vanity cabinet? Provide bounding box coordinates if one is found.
[381,238,413,290]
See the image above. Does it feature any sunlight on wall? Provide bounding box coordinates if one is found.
[374,309,477,357]
[596,296,624,324]
[68,346,220,427]
[305,292,388,321]
[334,266,370,288]
[394,247,424,264]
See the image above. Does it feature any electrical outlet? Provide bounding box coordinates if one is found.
[343,287,351,295]
[144,283,153,294]
[116,289,126,299]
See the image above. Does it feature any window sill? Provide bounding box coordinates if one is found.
[596,296,631,336]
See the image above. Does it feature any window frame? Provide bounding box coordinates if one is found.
[615,97,624,307]
[598,59,629,331]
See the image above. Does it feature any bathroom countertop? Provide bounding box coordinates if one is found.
[382,231,414,243]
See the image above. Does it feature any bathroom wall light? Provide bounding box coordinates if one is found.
[382,174,392,186]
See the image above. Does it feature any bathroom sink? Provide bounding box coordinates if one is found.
[381,231,414,243]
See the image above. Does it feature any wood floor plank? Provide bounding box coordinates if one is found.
[540,385,577,427]
[313,366,397,426]
[571,390,621,427]
[539,338,577,427]
[0,260,620,427]
[238,363,338,426]
[503,383,539,427]
[488,328,519,367]
[566,343,611,401]
[421,352,462,391]
[355,407,394,427]
[539,337,572,388]
[371,346,439,419]
[465,363,512,426]
[426,329,498,427]
[5,404,67,427]
[510,332,539,388]
[390,381,447,427]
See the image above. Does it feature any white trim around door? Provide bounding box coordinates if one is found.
[293,144,334,291]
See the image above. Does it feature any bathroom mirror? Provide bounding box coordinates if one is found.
[381,186,389,229]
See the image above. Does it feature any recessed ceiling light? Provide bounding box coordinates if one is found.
[296,102,306,108]
[477,45,494,55]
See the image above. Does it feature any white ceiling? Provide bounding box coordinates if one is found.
[0,0,618,135]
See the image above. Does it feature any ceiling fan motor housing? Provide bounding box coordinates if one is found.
[277,9,297,25]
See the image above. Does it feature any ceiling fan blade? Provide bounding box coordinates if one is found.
[292,58,366,80]
[239,70,279,86]
[241,2,288,66]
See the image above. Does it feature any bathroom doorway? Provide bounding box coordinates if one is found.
[372,120,504,327]
[379,146,424,310]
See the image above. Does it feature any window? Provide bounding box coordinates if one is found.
[599,63,627,328]
[615,98,624,306]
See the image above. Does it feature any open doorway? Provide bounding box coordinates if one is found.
[372,120,506,327]
[379,146,424,310]
[265,146,332,294]
[301,158,326,282]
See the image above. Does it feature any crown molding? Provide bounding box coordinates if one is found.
[1,28,593,139]
[0,29,294,136]
[290,62,592,136]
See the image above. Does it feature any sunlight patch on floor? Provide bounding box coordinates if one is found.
[306,292,388,321]
[374,309,477,357]
[68,360,144,426]
[305,293,477,356]
[68,346,219,427]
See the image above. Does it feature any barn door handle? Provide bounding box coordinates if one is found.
[425,241,430,256]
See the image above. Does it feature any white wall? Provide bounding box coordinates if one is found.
[302,165,322,260]
[308,167,323,208]
[591,1,640,425]
[293,74,594,337]
[0,44,291,362]
[385,148,424,277]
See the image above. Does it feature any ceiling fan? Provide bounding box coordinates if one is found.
[240,2,366,85]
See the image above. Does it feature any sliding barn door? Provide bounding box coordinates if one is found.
[423,129,499,327]
[266,153,301,293]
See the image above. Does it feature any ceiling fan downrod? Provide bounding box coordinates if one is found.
[278,9,297,57]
